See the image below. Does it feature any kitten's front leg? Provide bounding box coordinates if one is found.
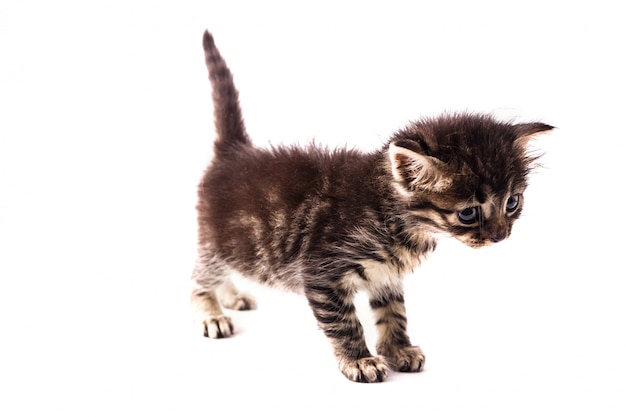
[370,292,425,372]
[304,281,389,383]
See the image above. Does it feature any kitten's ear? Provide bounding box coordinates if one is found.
[513,122,555,147]
[388,143,451,193]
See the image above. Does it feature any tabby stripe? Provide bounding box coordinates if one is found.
[375,311,408,328]
[411,215,442,230]
[307,295,347,314]
[309,294,354,311]
[450,225,476,235]
[352,264,368,281]
[370,293,405,309]
[410,201,455,214]
[386,328,411,347]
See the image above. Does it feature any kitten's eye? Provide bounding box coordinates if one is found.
[506,195,520,212]
[458,207,479,224]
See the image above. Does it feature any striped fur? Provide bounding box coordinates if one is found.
[191,30,553,382]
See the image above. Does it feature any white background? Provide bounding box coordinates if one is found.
[1,0,625,415]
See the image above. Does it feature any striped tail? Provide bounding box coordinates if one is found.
[202,30,251,155]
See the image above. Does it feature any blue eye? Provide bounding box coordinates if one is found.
[506,195,520,212]
[458,207,479,224]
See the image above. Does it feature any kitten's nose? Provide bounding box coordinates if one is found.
[489,231,507,243]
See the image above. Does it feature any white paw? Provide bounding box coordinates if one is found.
[340,356,390,383]
[201,315,234,338]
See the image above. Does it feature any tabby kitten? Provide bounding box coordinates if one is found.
[191,30,553,383]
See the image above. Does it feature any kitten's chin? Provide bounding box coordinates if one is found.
[458,238,498,249]
[466,241,488,249]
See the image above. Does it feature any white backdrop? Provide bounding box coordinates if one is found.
[1,1,625,415]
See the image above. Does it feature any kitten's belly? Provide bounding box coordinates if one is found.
[230,259,306,294]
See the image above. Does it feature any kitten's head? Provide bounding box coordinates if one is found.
[388,113,553,248]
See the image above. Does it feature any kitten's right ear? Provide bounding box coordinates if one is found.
[513,122,555,147]
[388,143,451,193]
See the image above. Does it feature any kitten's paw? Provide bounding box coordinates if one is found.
[221,293,256,311]
[381,345,425,372]
[201,315,234,338]
[340,356,389,383]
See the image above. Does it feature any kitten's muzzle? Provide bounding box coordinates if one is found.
[488,230,508,243]
[481,223,511,245]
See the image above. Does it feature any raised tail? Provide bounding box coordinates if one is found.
[203,30,251,154]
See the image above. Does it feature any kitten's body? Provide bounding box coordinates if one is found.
[192,30,553,383]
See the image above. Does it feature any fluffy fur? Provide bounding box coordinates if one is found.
[191,30,553,383]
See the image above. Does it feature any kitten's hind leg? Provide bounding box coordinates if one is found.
[190,254,252,338]
[216,278,257,311]
[191,289,233,338]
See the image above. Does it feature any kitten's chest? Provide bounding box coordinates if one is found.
[346,245,431,296]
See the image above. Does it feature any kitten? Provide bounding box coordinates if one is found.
[191,30,553,383]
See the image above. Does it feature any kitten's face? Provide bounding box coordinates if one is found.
[388,113,553,248]
[396,175,527,248]
[428,185,526,248]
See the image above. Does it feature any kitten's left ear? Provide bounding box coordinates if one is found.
[513,122,555,147]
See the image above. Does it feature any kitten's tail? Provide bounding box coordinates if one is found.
[203,30,251,154]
